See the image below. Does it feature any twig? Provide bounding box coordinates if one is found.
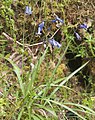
[2,32,44,47]
[2,32,14,42]
[49,28,60,39]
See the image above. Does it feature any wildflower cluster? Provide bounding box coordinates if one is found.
[24,6,63,48]
[24,6,93,50]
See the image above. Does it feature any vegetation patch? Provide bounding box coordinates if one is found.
[0,0,95,119]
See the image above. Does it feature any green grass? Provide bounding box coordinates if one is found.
[0,0,95,119]
[1,50,93,120]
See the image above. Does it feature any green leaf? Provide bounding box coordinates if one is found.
[31,114,41,120]
[5,57,25,96]
[17,108,24,120]
[64,103,95,115]
[25,47,48,96]
[49,60,90,98]
[49,100,86,120]
[35,104,57,118]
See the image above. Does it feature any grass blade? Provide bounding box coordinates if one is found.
[64,102,95,115]
[25,47,48,96]
[49,100,86,120]
[35,104,57,118]
[5,57,25,96]
[49,60,90,98]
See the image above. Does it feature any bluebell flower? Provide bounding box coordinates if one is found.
[39,21,44,29]
[25,6,32,15]
[28,6,32,15]
[74,32,81,40]
[51,19,57,23]
[47,27,51,31]
[52,15,64,24]
[79,23,87,29]
[36,21,45,35]
[56,16,64,23]
[49,38,61,48]
[25,6,28,14]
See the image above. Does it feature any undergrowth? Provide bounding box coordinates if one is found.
[0,0,95,120]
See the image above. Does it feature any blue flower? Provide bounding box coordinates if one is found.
[47,27,51,31]
[36,21,45,35]
[39,21,44,29]
[49,38,61,48]
[79,23,87,29]
[52,19,57,23]
[56,16,64,23]
[74,32,81,40]
[28,6,32,15]
[52,15,64,24]
[25,6,32,15]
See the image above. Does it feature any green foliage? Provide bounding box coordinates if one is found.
[2,51,93,120]
[0,0,95,120]
[0,0,16,38]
